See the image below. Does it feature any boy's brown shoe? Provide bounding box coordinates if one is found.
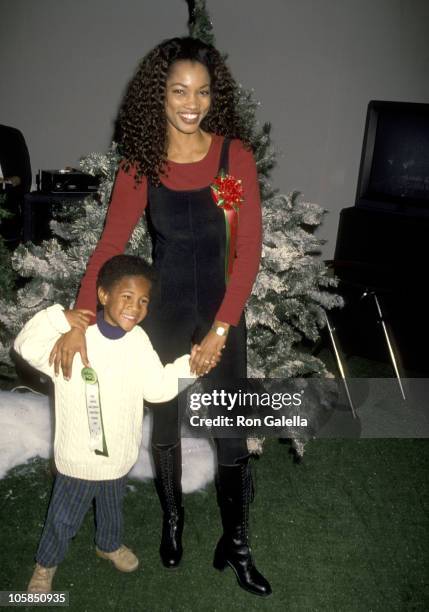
[96,545,139,572]
[27,563,57,593]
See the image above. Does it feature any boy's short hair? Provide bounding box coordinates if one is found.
[96,255,156,292]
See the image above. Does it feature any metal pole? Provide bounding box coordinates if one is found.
[371,292,406,400]
[324,312,357,418]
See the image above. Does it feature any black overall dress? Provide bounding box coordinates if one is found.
[142,138,248,461]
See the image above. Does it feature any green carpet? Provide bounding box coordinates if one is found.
[1,437,428,611]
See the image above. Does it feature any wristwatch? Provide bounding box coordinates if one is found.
[212,325,228,337]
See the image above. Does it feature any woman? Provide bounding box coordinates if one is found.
[51,37,271,597]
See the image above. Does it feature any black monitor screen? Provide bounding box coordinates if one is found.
[356,102,429,212]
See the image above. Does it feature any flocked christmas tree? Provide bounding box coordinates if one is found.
[0,0,342,452]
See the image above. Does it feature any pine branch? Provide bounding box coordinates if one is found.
[187,0,215,46]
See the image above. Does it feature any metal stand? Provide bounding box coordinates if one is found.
[364,291,406,400]
[324,312,357,418]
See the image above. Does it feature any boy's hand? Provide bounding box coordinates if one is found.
[49,328,89,380]
[190,332,225,376]
[64,309,95,333]
[190,344,220,376]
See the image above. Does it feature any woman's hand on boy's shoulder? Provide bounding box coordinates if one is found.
[64,309,95,333]
[49,320,92,380]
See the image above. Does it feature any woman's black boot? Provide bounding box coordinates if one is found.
[151,442,184,568]
[213,458,272,597]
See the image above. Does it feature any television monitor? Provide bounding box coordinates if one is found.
[355,101,429,216]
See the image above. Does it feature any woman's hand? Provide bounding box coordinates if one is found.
[64,309,95,333]
[49,328,89,380]
[190,322,229,376]
[190,343,221,376]
[49,309,94,379]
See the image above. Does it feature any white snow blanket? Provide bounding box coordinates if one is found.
[0,390,215,493]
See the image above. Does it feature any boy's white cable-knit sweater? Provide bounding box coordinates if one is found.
[14,305,195,481]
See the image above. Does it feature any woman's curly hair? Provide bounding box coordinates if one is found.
[117,37,249,185]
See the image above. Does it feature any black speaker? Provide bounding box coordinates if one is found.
[334,206,429,271]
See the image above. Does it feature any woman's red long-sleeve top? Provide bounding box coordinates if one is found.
[76,134,262,326]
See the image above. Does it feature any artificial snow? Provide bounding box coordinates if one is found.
[0,390,215,493]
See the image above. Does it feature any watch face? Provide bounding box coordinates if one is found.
[215,326,226,336]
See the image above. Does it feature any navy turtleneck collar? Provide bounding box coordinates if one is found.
[96,309,127,340]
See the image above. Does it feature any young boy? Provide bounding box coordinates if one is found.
[14,255,197,593]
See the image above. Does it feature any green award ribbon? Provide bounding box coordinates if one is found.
[81,367,109,457]
[82,367,98,385]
